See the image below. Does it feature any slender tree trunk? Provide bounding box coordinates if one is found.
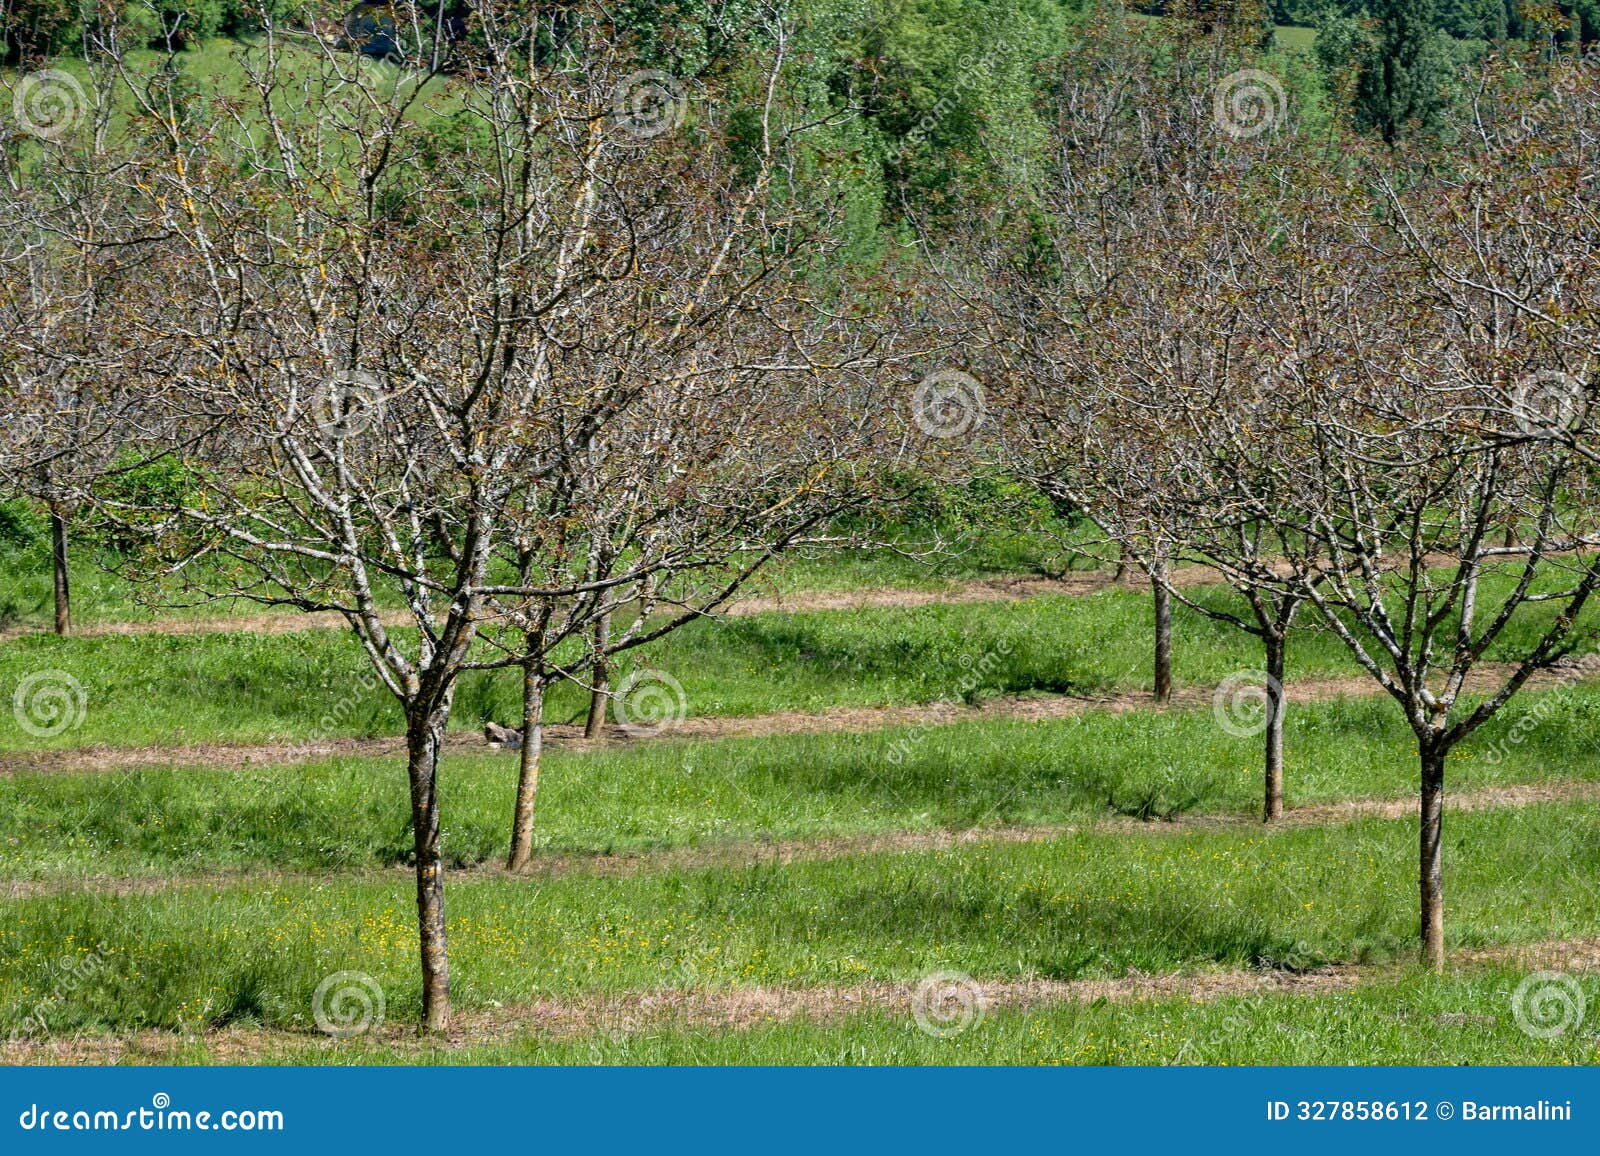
[1419,740,1446,972]
[1152,563,1172,704]
[49,502,70,636]
[583,612,611,741]
[405,707,451,1031]
[1262,634,1286,822]
[507,667,545,872]
[1113,544,1129,584]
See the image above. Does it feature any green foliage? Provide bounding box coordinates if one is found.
[860,471,1058,538]
[1283,0,1518,39]
[1316,0,1455,141]
[0,500,46,554]
[612,0,762,73]
[2,0,79,61]
[1268,0,1340,24]
[89,454,203,554]
[851,0,1067,217]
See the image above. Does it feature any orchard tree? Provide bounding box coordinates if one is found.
[111,9,903,1029]
[0,53,159,634]
[1302,44,1600,967]
[1204,71,1600,966]
[989,3,1298,728]
[473,354,898,872]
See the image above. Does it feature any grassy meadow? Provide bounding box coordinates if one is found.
[1,526,1599,1065]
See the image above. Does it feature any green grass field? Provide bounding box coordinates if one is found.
[311,967,1598,1066]
[3,535,1598,1066]
[4,684,1599,882]
[3,555,1595,753]
[6,801,1599,1038]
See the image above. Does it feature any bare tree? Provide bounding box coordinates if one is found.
[0,58,157,634]
[1252,51,1600,969]
[105,9,902,1028]
[988,7,1309,805]
[473,359,896,872]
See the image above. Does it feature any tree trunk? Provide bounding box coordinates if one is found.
[506,667,545,872]
[1262,634,1286,822]
[1419,740,1446,972]
[1113,544,1130,584]
[1152,565,1172,704]
[583,612,611,741]
[49,503,70,636]
[405,708,451,1031]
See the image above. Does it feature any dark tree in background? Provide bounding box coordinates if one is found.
[1350,0,1454,142]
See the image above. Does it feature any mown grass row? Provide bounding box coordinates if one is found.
[276,966,1593,1066]
[6,682,1600,883]
[4,800,1597,1035]
[5,563,1597,752]
[0,529,1065,632]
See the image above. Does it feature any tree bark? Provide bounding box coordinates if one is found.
[583,612,611,741]
[1419,740,1446,972]
[506,667,545,872]
[1113,544,1130,585]
[1152,565,1172,704]
[49,502,70,636]
[1262,633,1286,822]
[405,708,451,1031]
